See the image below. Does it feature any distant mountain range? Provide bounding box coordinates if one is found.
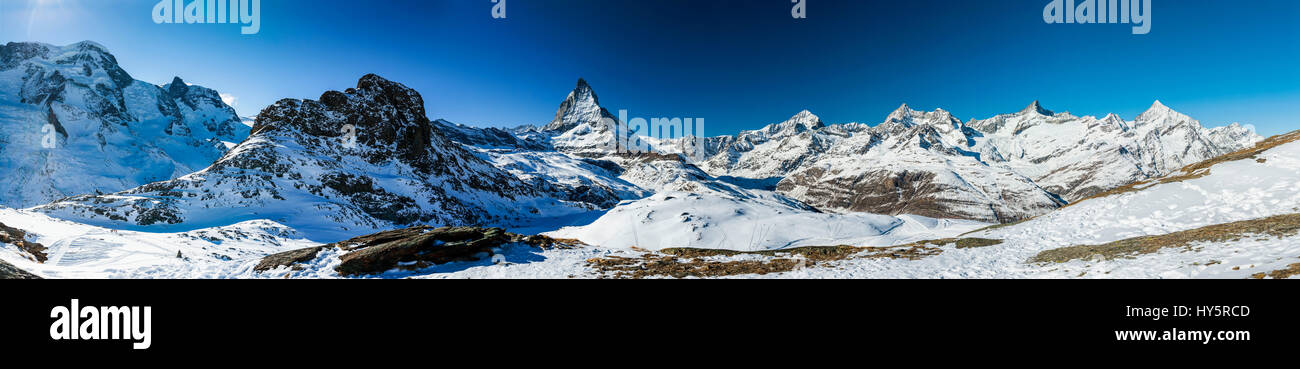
[531,78,1260,223]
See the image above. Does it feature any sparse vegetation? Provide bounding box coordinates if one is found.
[958,220,1030,237]
[1069,130,1300,206]
[589,238,1002,278]
[1029,213,1300,264]
[1250,263,1300,279]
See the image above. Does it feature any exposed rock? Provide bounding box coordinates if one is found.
[253,245,330,273]
[0,258,40,279]
[0,222,48,263]
[254,226,583,276]
[336,226,508,276]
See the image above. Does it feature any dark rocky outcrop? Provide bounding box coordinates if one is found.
[254,226,581,276]
[0,258,40,279]
[0,222,48,263]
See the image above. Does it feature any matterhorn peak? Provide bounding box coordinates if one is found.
[1020,100,1054,116]
[544,78,617,133]
[571,78,598,103]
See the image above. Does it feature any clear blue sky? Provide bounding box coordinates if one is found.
[3,0,1297,136]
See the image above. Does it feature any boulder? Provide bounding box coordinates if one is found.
[0,222,47,263]
[0,258,39,279]
[254,226,581,276]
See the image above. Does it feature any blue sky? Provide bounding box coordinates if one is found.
[2,0,1297,136]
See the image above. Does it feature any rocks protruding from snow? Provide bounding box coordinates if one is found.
[0,258,40,279]
[697,110,845,180]
[432,119,549,151]
[35,74,596,240]
[0,41,248,207]
[1021,100,1055,116]
[255,226,576,276]
[692,99,1261,222]
[1206,123,1257,152]
[0,222,47,263]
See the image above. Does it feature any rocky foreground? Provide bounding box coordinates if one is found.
[254,226,580,276]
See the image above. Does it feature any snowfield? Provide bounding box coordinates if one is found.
[0,207,317,279]
[5,136,1296,279]
[546,191,987,251]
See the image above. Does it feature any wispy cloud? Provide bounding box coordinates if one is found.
[220,93,238,108]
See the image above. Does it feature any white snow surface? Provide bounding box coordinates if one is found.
[546,191,988,251]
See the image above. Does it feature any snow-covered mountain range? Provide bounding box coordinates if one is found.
[34,74,604,240]
[0,41,1282,279]
[0,41,248,208]
[515,79,1260,223]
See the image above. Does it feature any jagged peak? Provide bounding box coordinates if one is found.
[886,103,916,122]
[766,110,824,136]
[787,109,821,125]
[572,78,599,104]
[1137,99,1193,124]
[545,78,611,132]
[1149,99,1171,111]
[67,40,110,53]
[164,76,189,98]
[357,73,405,93]
[1020,100,1054,116]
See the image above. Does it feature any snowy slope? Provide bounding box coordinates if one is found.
[798,131,1300,279]
[546,190,987,251]
[0,41,248,207]
[0,206,315,279]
